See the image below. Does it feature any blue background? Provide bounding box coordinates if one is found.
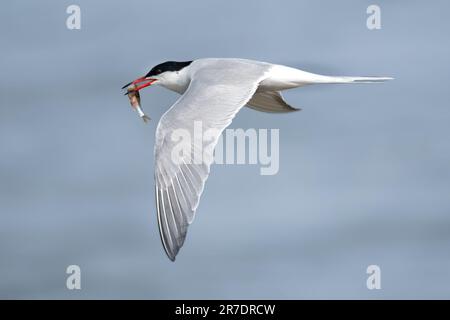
[1,0,449,298]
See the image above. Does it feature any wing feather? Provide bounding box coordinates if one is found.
[154,59,271,260]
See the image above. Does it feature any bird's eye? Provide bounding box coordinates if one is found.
[157,69,162,74]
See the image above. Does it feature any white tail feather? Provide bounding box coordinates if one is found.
[260,65,393,90]
[328,76,394,84]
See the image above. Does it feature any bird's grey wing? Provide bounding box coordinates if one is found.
[247,90,300,113]
[154,60,271,260]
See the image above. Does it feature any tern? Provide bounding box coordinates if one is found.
[122,58,392,261]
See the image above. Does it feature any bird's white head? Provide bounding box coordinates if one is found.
[123,61,192,94]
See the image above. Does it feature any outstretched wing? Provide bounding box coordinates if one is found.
[154,59,271,260]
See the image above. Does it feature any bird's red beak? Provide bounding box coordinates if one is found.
[122,77,157,91]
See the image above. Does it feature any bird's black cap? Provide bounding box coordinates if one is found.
[145,61,192,78]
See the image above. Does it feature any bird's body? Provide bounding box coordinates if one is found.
[151,58,390,96]
[123,58,392,261]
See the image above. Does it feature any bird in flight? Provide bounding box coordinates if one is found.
[122,58,392,261]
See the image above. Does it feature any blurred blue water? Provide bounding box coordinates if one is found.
[1,0,450,298]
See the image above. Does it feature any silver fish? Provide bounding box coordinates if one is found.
[126,85,151,123]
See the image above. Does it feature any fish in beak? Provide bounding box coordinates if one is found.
[124,82,151,123]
